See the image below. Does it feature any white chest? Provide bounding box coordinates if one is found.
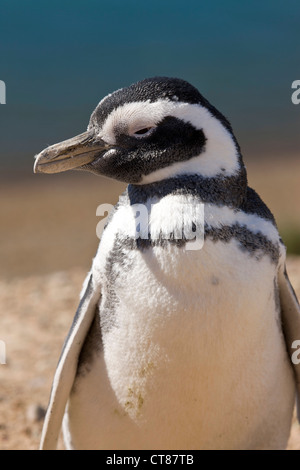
[92,197,283,422]
[67,196,295,449]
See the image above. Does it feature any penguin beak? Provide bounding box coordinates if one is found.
[33,130,109,174]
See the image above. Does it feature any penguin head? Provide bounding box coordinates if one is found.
[34,77,243,184]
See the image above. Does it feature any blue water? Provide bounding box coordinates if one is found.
[0,0,300,171]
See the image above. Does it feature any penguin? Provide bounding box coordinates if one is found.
[34,77,300,450]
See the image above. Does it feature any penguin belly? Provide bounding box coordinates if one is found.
[64,239,295,450]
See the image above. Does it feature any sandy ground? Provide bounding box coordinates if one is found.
[0,158,300,450]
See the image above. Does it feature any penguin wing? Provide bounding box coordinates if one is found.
[278,263,300,421]
[40,272,101,450]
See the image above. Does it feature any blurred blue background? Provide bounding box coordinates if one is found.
[2,1,300,452]
[1,0,300,172]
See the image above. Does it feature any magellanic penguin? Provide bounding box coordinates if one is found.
[34,77,300,450]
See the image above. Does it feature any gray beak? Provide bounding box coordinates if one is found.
[33,130,108,174]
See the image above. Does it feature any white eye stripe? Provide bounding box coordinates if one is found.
[99,100,175,143]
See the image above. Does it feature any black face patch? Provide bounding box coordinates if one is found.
[86,116,206,183]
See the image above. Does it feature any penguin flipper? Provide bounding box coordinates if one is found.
[40,272,101,450]
[278,263,300,422]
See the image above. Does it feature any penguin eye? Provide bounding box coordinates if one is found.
[132,127,155,138]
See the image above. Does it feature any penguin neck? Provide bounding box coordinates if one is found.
[127,165,248,209]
